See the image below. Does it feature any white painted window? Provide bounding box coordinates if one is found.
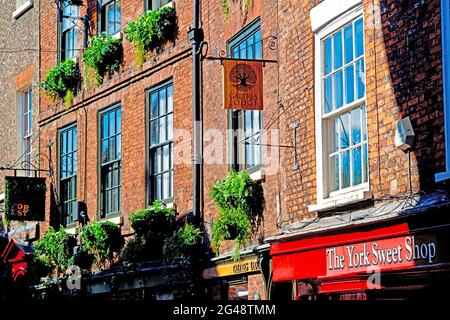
[22,89,32,176]
[436,0,450,182]
[310,2,370,211]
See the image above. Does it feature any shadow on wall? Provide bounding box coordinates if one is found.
[49,183,60,229]
[381,0,444,190]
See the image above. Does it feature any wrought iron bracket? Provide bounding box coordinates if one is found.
[0,140,53,177]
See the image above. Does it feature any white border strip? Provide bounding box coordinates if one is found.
[310,0,362,32]
[12,0,33,19]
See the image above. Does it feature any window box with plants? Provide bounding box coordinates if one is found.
[124,5,177,68]
[83,32,123,87]
[120,201,202,267]
[30,221,124,294]
[40,59,81,109]
[210,171,264,261]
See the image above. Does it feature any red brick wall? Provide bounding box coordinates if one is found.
[275,0,445,229]
[37,0,446,257]
[39,0,193,234]
[201,0,281,255]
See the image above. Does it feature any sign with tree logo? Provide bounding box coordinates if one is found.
[223,60,264,110]
[4,176,46,222]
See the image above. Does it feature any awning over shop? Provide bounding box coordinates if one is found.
[318,279,383,294]
[270,215,450,284]
[270,223,412,282]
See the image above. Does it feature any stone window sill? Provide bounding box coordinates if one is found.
[308,189,372,212]
[65,226,79,235]
[250,169,265,182]
[104,215,123,225]
[13,1,33,19]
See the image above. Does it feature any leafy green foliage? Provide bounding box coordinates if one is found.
[210,171,264,260]
[121,201,202,266]
[163,223,202,264]
[83,33,122,86]
[33,227,77,275]
[129,200,176,236]
[124,6,177,68]
[40,59,81,108]
[72,248,95,271]
[221,0,252,17]
[222,0,231,18]
[119,236,147,266]
[79,221,124,268]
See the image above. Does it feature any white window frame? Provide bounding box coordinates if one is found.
[20,88,33,177]
[13,0,33,19]
[435,0,450,182]
[309,2,372,212]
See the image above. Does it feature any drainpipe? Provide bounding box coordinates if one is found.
[188,0,204,225]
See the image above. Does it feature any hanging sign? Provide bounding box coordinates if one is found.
[202,256,260,279]
[4,176,46,222]
[223,59,264,110]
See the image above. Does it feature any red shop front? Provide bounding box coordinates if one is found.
[270,209,450,300]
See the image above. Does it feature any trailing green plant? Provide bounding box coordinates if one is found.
[72,247,95,270]
[124,5,177,68]
[83,32,122,86]
[33,227,77,275]
[121,201,202,265]
[79,220,124,268]
[129,200,176,237]
[221,0,253,17]
[210,170,264,261]
[222,0,231,18]
[40,59,81,108]
[163,223,202,264]
[119,236,147,266]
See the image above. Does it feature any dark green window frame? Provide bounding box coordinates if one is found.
[59,1,79,62]
[59,124,78,226]
[99,104,122,218]
[147,80,174,203]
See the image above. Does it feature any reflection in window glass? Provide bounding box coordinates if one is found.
[100,106,121,216]
[149,82,174,202]
[60,125,77,225]
[322,17,368,194]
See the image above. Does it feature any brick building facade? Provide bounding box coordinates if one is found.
[0,0,41,240]
[270,0,450,300]
[0,0,444,300]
